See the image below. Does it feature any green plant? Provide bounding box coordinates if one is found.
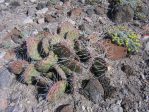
[108,26,141,53]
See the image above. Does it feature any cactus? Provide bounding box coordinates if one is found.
[8,60,28,75]
[26,37,42,60]
[91,57,108,77]
[53,40,75,58]
[23,64,40,84]
[74,39,91,62]
[58,21,80,41]
[65,29,80,41]
[35,51,58,73]
[46,80,66,102]
[62,59,83,73]
[108,25,141,53]
[50,34,64,45]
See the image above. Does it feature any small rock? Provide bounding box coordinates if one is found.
[44,14,55,23]
[0,91,8,111]
[81,79,104,104]
[37,18,45,24]
[10,1,20,8]
[86,8,94,16]
[60,0,69,3]
[36,2,47,10]
[94,6,107,15]
[79,0,85,4]
[36,8,48,15]
[69,8,82,17]
[55,104,73,112]
[0,67,14,89]
[30,0,36,3]
[121,64,135,76]
[84,17,92,23]
[23,17,33,24]
[0,0,4,4]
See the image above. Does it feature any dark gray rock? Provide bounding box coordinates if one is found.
[110,4,134,23]
[36,2,47,10]
[86,8,94,16]
[55,104,73,112]
[81,79,104,104]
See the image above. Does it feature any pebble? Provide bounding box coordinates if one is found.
[37,18,45,24]
[23,17,33,24]
[0,0,4,4]
[86,8,94,16]
[30,0,36,3]
[36,2,47,10]
[36,8,48,15]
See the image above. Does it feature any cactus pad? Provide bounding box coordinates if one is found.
[35,51,58,73]
[26,37,42,60]
[46,80,66,102]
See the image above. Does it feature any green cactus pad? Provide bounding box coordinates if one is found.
[23,64,40,84]
[46,80,66,102]
[26,37,42,60]
[53,40,75,58]
[63,59,83,73]
[8,60,28,75]
[35,51,58,73]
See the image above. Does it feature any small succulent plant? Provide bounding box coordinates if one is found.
[108,26,141,53]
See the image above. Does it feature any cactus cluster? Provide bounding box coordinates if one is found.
[8,21,109,102]
[107,25,141,53]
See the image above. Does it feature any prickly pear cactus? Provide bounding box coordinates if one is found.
[35,51,58,73]
[26,37,42,60]
[8,60,28,75]
[23,64,40,84]
[46,80,66,102]
[91,57,108,77]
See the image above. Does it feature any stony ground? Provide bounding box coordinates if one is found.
[0,0,149,112]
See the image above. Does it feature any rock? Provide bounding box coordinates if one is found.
[0,0,4,4]
[110,4,134,23]
[30,0,36,3]
[10,1,20,8]
[0,90,8,111]
[94,5,107,15]
[37,18,45,24]
[69,8,82,17]
[0,67,14,89]
[36,8,48,15]
[86,8,94,16]
[44,14,55,23]
[23,17,33,24]
[10,27,24,44]
[55,104,73,112]
[121,64,135,76]
[81,79,104,104]
[85,0,102,5]
[36,2,47,10]
[60,0,69,3]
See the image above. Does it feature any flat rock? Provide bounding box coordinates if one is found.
[0,67,14,89]
[81,79,104,104]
